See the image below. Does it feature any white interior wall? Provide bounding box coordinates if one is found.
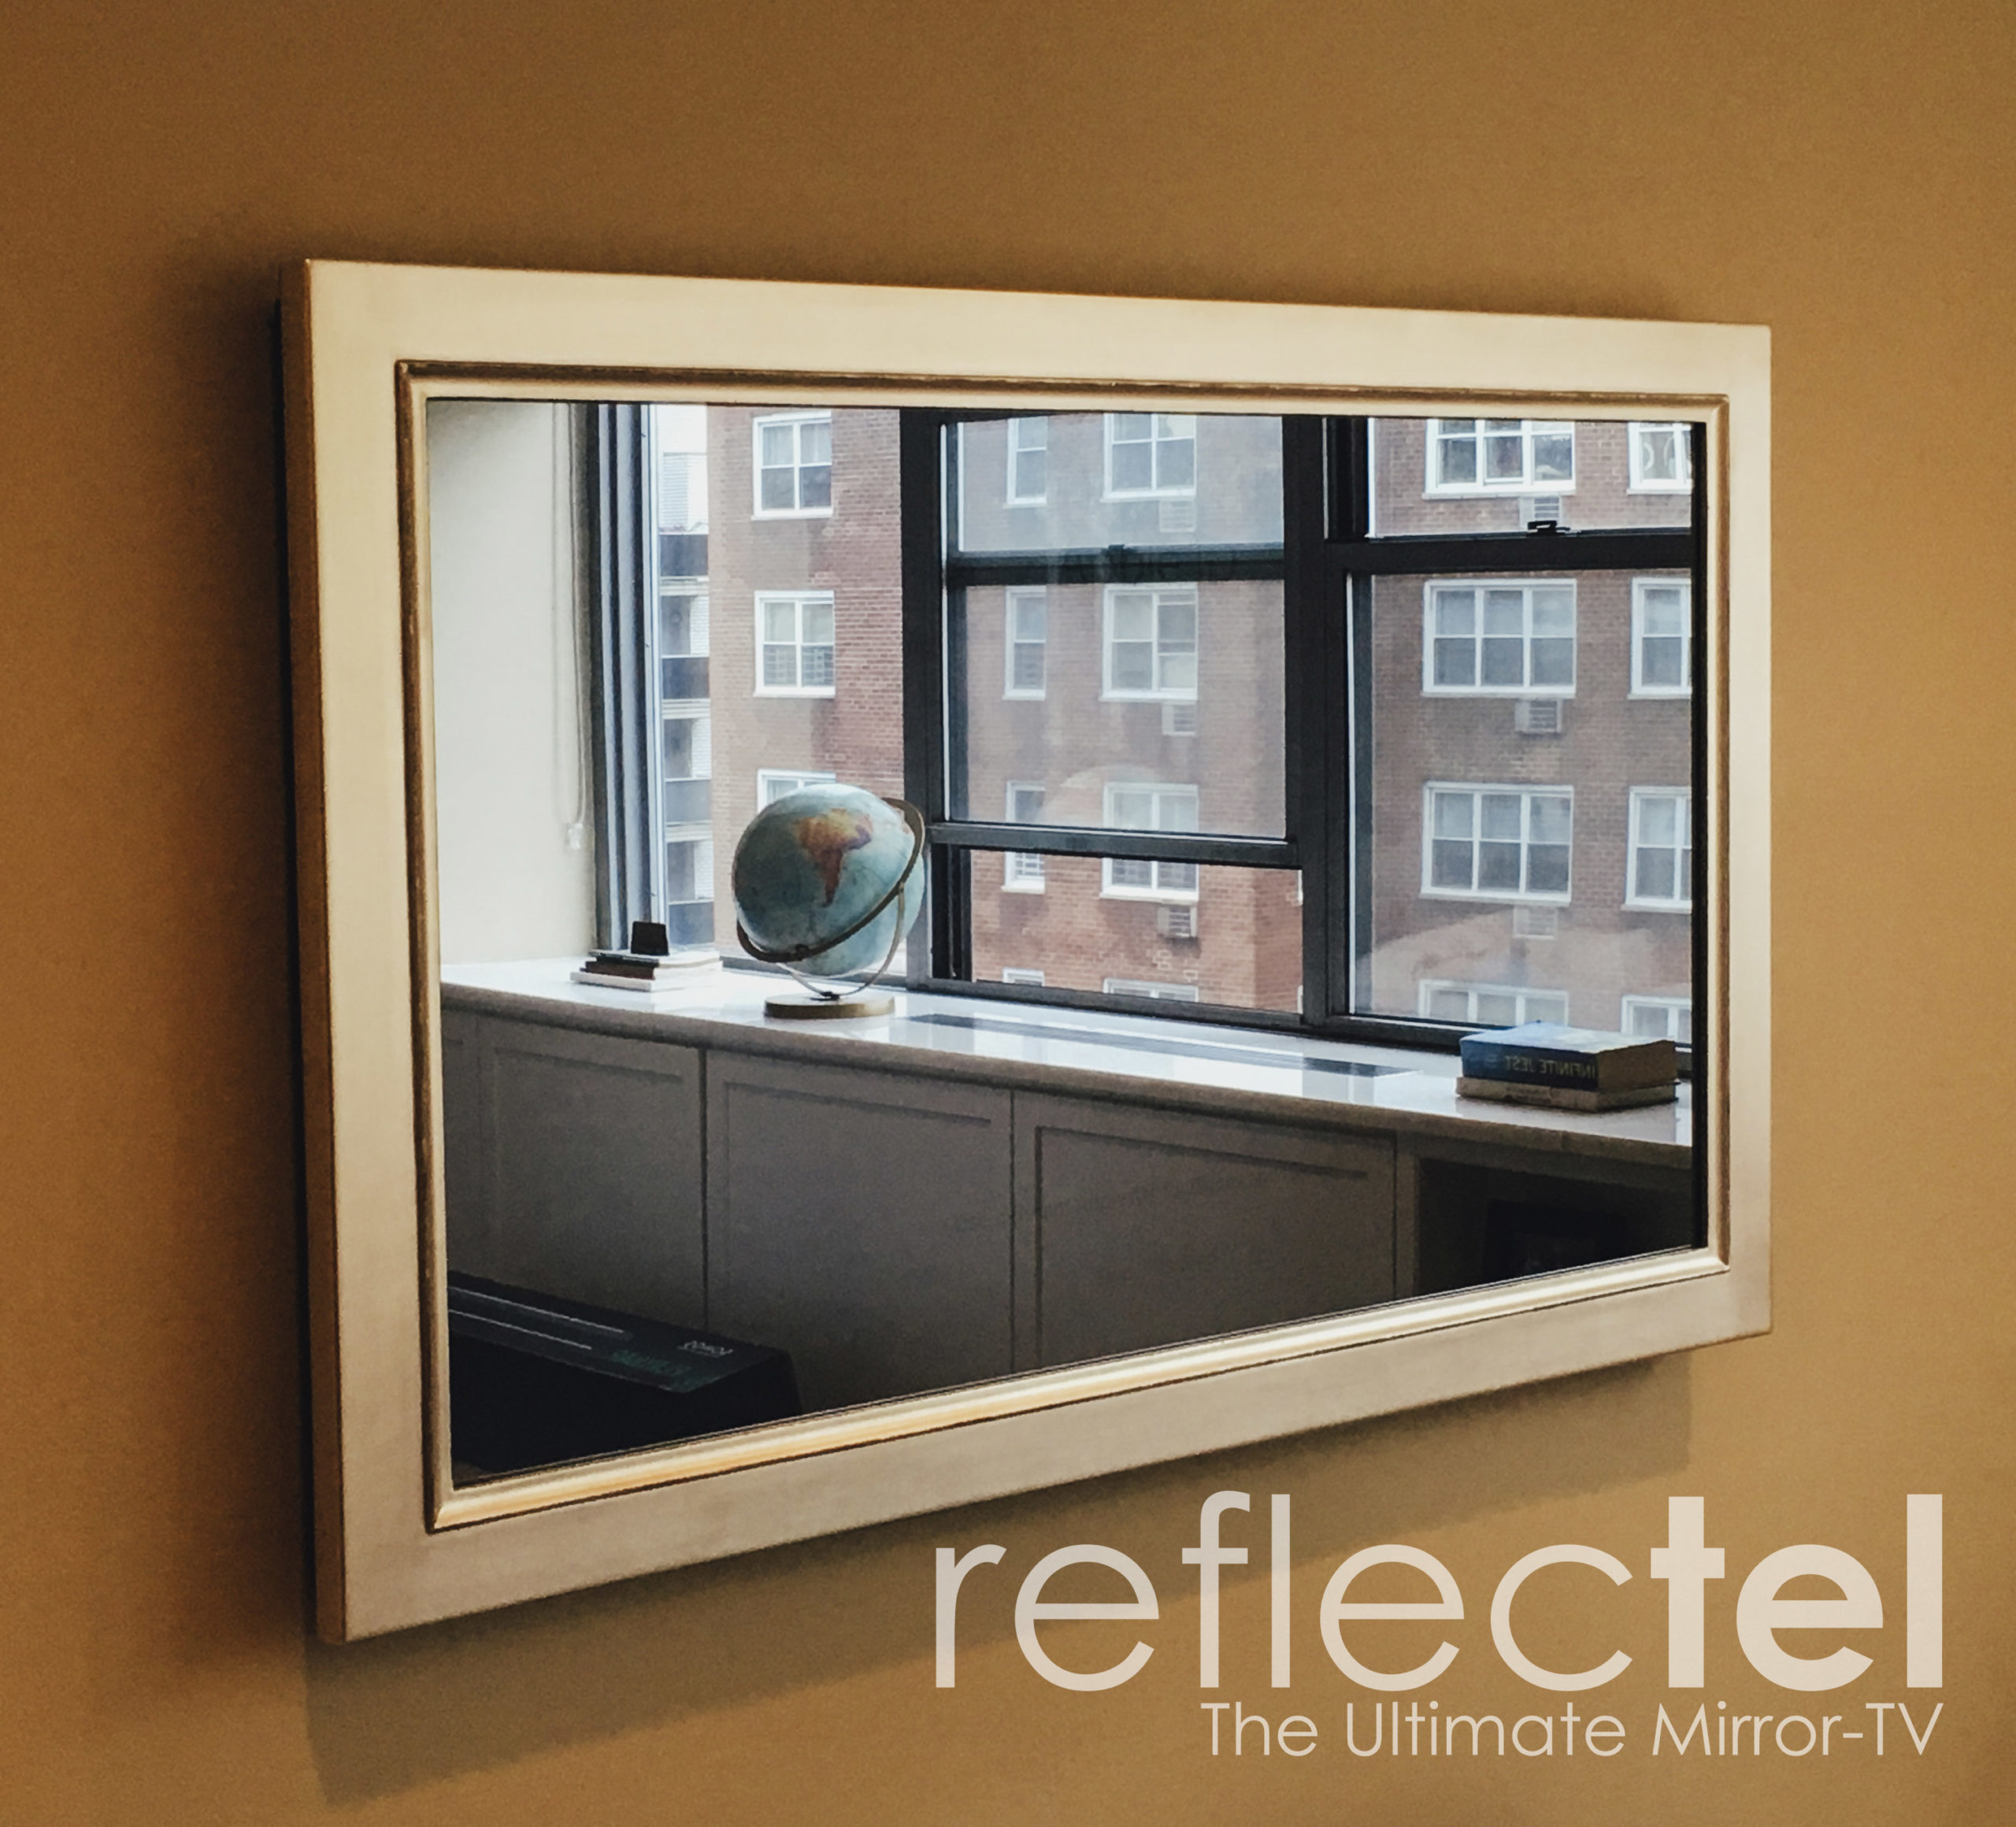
[428,399,597,964]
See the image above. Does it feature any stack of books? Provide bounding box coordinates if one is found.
[1456,1022,1678,1113]
[570,921,721,993]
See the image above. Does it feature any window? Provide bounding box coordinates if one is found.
[662,835,715,947]
[1006,417,1048,503]
[754,591,836,695]
[1102,584,1199,699]
[1003,783,1046,891]
[1632,578,1692,695]
[1104,412,1197,498]
[1423,580,1576,693]
[1621,995,1692,1043]
[1005,588,1047,697]
[1418,981,1569,1027]
[1001,967,1047,986]
[1627,789,1692,909]
[751,411,832,517]
[662,712,712,825]
[1103,978,1201,1002]
[1102,784,1200,899]
[1427,419,1574,494]
[758,767,837,806]
[1629,421,1693,492]
[1424,785,1573,901]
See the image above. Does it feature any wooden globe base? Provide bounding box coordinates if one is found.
[764,990,895,1021]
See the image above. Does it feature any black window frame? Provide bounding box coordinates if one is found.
[900,409,1707,1054]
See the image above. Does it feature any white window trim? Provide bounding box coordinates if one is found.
[1102,411,1198,500]
[1006,417,1048,505]
[1421,576,1578,697]
[1001,967,1047,986]
[753,591,837,698]
[1630,576,1693,698]
[1002,782,1047,892]
[1101,781,1201,902]
[1423,417,1577,496]
[1004,586,1047,699]
[1621,995,1692,1042]
[1102,978,1201,1002]
[756,767,837,806]
[1101,583,1199,702]
[1421,781,1575,905]
[1625,787,1692,911]
[1417,980,1569,1026]
[750,410,833,519]
[1627,421,1695,493]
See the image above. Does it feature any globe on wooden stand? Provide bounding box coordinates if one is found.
[729,784,927,1020]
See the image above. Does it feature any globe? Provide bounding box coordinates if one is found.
[730,784,925,995]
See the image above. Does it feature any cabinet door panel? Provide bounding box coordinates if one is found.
[469,1019,706,1329]
[1017,1096,1395,1367]
[707,1057,1013,1413]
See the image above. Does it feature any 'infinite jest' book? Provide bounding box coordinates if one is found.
[1457,1021,1677,1110]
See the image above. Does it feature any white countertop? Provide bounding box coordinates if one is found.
[440,958,1692,1169]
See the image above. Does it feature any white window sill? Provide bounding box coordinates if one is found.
[750,507,833,521]
[439,958,1692,1166]
[754,687,837,699]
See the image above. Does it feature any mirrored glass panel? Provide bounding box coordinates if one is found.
[424,394,1698,1494]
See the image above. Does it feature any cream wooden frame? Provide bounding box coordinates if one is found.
[281,261,1770,1641]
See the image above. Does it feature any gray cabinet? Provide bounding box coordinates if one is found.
[1014,1095,1396,1369]
[706,1054,1015,1412]
[442,1011,706,1329]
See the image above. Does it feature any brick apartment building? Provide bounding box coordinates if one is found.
[649,405,1694,1039]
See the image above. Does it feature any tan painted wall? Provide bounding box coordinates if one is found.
[1,1,2009,1819]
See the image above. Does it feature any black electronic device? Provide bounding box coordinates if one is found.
[447,1273,800,1477]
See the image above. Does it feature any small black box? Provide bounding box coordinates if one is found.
[447,1273,800,1476]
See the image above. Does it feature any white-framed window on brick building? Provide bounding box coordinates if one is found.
[1423,579,1576,694]
[1621,995,1692,1043]
[1418,980,1569,1027]
[754,591,836,695]
[1629,421,1693,492]
[1104,412,1197,498]
[1103,978,1201,1002]
[1424,784,1573,901]
[757,767,837,806]
[1632,578,1692,696]
[1006,417,1048,504]
[1005,588,1047,698]
[751,410,833,517]
[1003,783,1047,891]
[1102,783,1201,900]
[1102,584,1198,699]
[1426,419,1575,494]
[1627,788,1692,909]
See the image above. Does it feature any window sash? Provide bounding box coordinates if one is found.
[1631,578,1692,695]
[1627,788,1692,908]
[1423,784,1575,902]
[751,413,834,517]
[1006,417,1048,503]
[1104,412,1198,498]
[1005,587,1047,698]
[1424,579,1577,694]
[754,592,836,695]
[1102,584,1200,699]
[1629,421,1695,491]
[1426,418,1576,494]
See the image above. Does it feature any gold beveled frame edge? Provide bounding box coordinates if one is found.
[288,261,1766,1640]
[435,1244,1731,1529]
[397,363,1736,1531]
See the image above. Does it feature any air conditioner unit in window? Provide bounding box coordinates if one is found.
[1162,700,1198,736]
[1519,494,1566,530]
[1156,904,1199,939]
[1514,697,1565,735]
[1513,905,1560,939]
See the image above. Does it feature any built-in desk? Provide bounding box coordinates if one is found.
[439,962,1695,1414]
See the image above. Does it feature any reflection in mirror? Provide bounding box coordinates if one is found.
[428,396,1700,1489]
